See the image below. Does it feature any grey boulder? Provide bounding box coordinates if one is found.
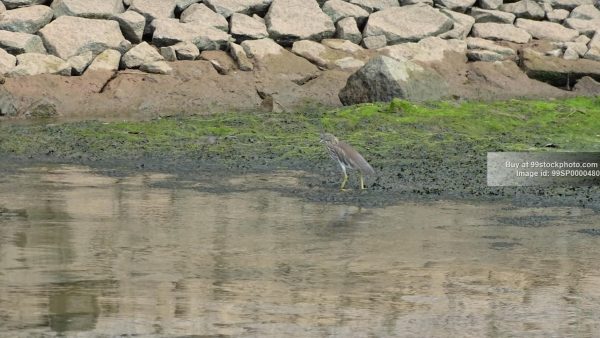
[0,5,53,34]
[339,55,449,104]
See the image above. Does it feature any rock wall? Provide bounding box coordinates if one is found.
[0,0,599,117]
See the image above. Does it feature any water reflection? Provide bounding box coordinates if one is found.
[0,166,599,337]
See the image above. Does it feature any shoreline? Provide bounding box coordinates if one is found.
[1,97,599,210]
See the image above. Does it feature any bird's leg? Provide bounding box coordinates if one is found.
[340,166,348,191]
[360,174,365,190]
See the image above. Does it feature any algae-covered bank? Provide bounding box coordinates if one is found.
[1,97,600,209]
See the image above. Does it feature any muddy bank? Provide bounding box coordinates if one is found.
[1,98,599,210]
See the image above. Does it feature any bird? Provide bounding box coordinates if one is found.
[320,133,375,190]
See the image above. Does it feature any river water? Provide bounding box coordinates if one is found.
[1,165,600,337]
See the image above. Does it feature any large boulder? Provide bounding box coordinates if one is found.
[230,13,268,40]
[466,37,516,58]
[335,17,362,44]
[584,32,600,61]
[439,8,475,39]
[363,5,453,44]
[112,10,146,44]
[322,0,369,25]
[180,3,228,31]
[151,18,231,50]
[121,41,163,68]
[471,23,531,43]
[240,37,283,59]
[8,53,71,77]
[563,18,600,37]
[0,30,46,55]
[520,48,600,86]
[130,0,176,23]
[339,55,449,104]
[203,0,272,18]
[39,16,128,59]
[546,0,595,10]
[86,49,121,72]
[569,4,600,20]
[0,48,16,74]
[265,0,335,45]
[378,36,467,63]
[51,0,125,19]
[434,0,477,12]
[0,5,53,34]
[515,18,579,42]
[469,8,516,24]
[2,0,46,10]
[347,0,399,13]
[499,0,545,20]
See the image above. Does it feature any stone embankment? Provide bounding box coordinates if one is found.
[0,0,599,118]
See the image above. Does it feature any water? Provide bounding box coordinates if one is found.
[1,165,600,337]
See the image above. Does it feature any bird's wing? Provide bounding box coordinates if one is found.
[337,141,375,175]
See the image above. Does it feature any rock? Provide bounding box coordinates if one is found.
[291,39,348,68]
[228,41,253,70]
[159,46,177,61]
[265,0,335,45]
[0,5,53,34]
[334,56,364,70]
[379,36,467,63]
[67,50,93,75]
[0,48,16,74]
[151,18,231,51]
[0,87,17,116]
[478,0,501,9]
[335,17,362,44]
[361,35,386,49]
[563,46,580,59]
[87,49,121,72]
[499,0,545,20]
[434,0,477,12]
[339,55,449,104]
[547,9,570,23]
[563,18,600,37]
[520,48,600,86]
[8,53,71,77]
[564,41,588,56]
[439,8,475,39]
[584,32,600,61]
[570,4,600,20]
[167,41,198,60]
[180,3,228,31]
[199,50,235,74]
[52,0,125,19]
[252,14,265,24]
[112,10,146,44]
[515,18,579,42]
[466,37,516,57]
[322,38,363,53]
[469,7,516,24]
[24,99,58,118]
[575,35,591,44]
[0,30,46,55]
[546,0,595,10]
[546,48,563,57]
[140,61,173,74]
[130,0,176,24]
[347,0,400,13]
[363,5,453,44]
[230,13,268,41]
[471,23,531,43]
[241,37,283,58]
[0,2,4,12]
[203,0,272,18]
[39,16,128,60]
[573,76,600,95]
[322,0,369,25]
[400,0,432,4]
[468,49,505,61]
[2,0,46,10]
[175,0,200,14]
[121,41,163,68]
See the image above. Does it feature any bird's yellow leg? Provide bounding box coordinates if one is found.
[340,173,348,191]
[360,174,365,190]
